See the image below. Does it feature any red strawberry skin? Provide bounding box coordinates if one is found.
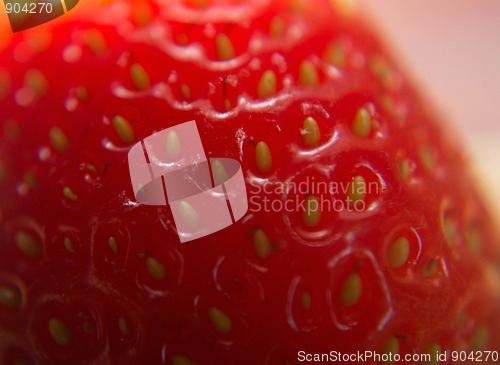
[0,0,499,364]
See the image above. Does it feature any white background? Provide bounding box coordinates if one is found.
[363,0,500,218]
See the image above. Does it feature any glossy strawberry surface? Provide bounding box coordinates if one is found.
[0,0,499,364]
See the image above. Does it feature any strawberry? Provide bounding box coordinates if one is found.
[0,0,499,364]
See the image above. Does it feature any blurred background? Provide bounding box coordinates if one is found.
[363,0,500,218]
[0,0,499,216]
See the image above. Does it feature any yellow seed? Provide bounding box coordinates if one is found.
[177,33,189,46]
[352,108,371,138]
[330,0,357,16]
[112,115,135,144]
[85,163,97,173]
[63,237,77,254]
[108,236,118,254]
[302,116,321,148]
[224,98,231,111]
[324,41,345,67]
[181,84,191,101]
[49,127,70,153]
[253,228,272,259]
[166,131,181,160]
[471,325,488,351]
[172,355,197,365]
[299,60,319,86]
[146,256,167,281]
[381,95,394,111]
[133,2,153,26]
[25,69,48,96]
[49,317,74,346]
[339,273,362,306]
[370,55,393,87]
[290,0,307,12]
[443,217,455,244]
[178,201,200,231]
[0,162,6,184]
[302,195,321,228]
[186,0,208,7]
[387,237,409,268]
[301,291,311,309]
[0,68,11,99]
[347,175,366,206]
[398,159,410,180]
[4,119,21,142]
[215,33,235,61]
[85,29,106,55]
[423,342,441,365]
[269,16,285,37]
[15,231,42,259]
[466,227,480,253]
[208,306,232,334]
[82,320,96,334]
[27,32,52,53]
[423,258,437,277]
[0,285,20,308]
[257,70,277,99]
[118,317,131,335]
[130,63,151,90]
[75,86,89,101]
[24,171,38,189]
[255,141,272,173]
[419,145,434,171]
[381,336,399,365]
[211,159,229,186]
[63,186,78,201]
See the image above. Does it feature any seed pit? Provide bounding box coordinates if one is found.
[324,41,345,67]
[49,127,70,153]
[215,34,235,60]
[112,115,135,144]
[346,175,366,208]
[0,285,21,308]
[422,258,438,277]
[172,354,197,365]
[118,317,131,336]
[49,317,74,346]
[381,336,399,365]
[82,320,96,334]
[255,141,272,173]
[130,63,151,90]
[269,16,285,37]
[208,306,232,334]
[178,200,200,231]
[387,237,409,268]
[423,342,441,365]
[352,108,371,138]
[471,325,489,351]
[299,60,319,86]
[63,186,78,202]
[15,231,42,259]
[63,237,77,254]
[302,195,321,228]
[146,256,167,281]
[339,273,362,306]
[257,70,277,98]
[301,116,320,148]
[108,236,118,254]
[301,291,311,310]
[253,228,272,259]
